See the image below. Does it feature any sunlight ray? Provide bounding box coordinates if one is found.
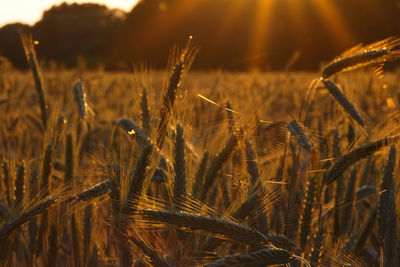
[248,0,277,69]
[310,0,355,48]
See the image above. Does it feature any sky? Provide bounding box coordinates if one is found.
[0,0,139,27]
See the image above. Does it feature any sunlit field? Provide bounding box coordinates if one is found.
[1,35,400,267]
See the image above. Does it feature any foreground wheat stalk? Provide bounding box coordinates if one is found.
[139,209,270,248]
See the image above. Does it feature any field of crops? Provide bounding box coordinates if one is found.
[1,36,400,266]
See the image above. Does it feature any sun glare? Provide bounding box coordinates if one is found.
[248,0,276,69]
[0,0,139,26]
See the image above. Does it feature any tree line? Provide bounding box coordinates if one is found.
[1,0,400,71]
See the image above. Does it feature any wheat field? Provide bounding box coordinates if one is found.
[0,36,400,266]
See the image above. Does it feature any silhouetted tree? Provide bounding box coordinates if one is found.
[0,23,31,69]
[33,2,125,68]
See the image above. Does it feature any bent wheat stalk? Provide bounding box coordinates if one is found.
[68,180,110,203]
[139,209,269,248]
[0,197,57,240]
[321,36,400,78]
[324,136,400,185]
[204,248,295,267]
[118,118,170,170]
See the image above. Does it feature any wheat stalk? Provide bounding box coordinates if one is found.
[139,209,270,248]
[322,79,365,127]
[378,145,398,266]
[0,197,57,240]
[201,134,237,201]
[321,36,400,78]
[352,204,377,254]
[204,248,295,267]
[119,118,139,140]
[156,59,184,150]
[68,180,110,202]
[324,136,400,185]
[340,167,357,236]
[46,221,61,267]
[244,138,260,185]
[173,123,187,209]
[299,175,316,249]
[140,87,151,135]
[192,151,209,198]
[14,161,26,207]
[0,202,12,221]
[72,79,88,120]
[332,128,343,238]
[20,33,48,129]
[287,120,312,151]
[122,143,154,216]
[118,118,170,170]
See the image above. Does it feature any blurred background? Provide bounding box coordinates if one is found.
[1,0,400,71]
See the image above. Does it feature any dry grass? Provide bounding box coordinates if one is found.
[0,37,399,266]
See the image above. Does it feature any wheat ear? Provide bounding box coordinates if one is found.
[378,145,398,266]
[324,136,400,185]
[140,87,151,135]
[20,33,48,129]
[72,79,88,120]
[173,123,187,208]
[322,79,365,127]
[0,197,57,240]
[204,248,296,267]
[321,36,400,78]
[287,120,312,151]
[122,143,154,216]
[156,59,184,150]
[139,209,269,248]
[200,134,237,201]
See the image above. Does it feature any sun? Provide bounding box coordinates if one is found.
[0,0,139,27]
[91,0,139,11]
